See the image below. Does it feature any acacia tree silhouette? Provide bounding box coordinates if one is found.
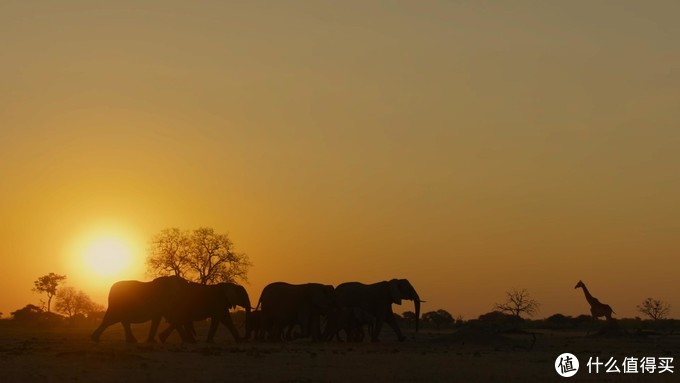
[146,227,251,284]
[637,298,671,320]
[33,273,66,313]
[494,288,540,318]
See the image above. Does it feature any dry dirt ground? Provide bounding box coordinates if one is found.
[1,322,678,382]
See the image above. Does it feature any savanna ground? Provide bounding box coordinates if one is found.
[1,320,678,382]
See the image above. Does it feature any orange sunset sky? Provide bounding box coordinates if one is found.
[1,1,678,319]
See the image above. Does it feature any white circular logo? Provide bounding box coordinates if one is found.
[555,353,579,377]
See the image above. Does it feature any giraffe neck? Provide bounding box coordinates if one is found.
[580,285,597,306]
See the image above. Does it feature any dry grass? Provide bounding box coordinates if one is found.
[0,321,677,382]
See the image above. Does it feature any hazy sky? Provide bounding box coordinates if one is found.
[1,1,678,319]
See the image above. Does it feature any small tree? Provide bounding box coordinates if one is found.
[400,311,417,328]
[55,287,100,319]
[494,288,540,318]
[11,304,44,321]
[637,298,671,321]
[146,227,251,284]
[422,309,454,329]
[402,311,417,321]
[33,273,67,313]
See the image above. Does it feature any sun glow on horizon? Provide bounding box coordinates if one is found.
[67,224,146,292]
[83,237,133,277]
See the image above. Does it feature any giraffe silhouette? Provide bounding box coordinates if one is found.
[574,280,615,321]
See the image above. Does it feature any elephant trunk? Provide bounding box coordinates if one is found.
[244,305,252,339]
[414,295,421,333]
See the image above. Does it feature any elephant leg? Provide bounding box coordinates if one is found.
[295,320,306,340]
[91,324,106,342]
[206,318,220,343]
[158,324,175,343]
[91,320,112,342]
[146,316,161,343]
[321,322,333,341]
[272,318,287,342]
[371,318,384,342]
[307,312,320,341]
[121,322,138,343]
[336,328,345,342]
[265,325,275,341]
[261,314,274,341]
[344,323,354,342]
[187,322,196,336]
[348,317,361,342]
[219,313,242,342]
[270,322,284,342]
[91,312,118,342]
[245,320,253,340]
[322,316,335,341]
[178,324,197,343]
[257,318,270,341]
[342,322,355,342]
[175,321,197,343]
[346,326,356,342]
[250,319,262,341]
[384,312,405,342]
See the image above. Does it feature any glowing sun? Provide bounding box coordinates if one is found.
[83,237,133,277]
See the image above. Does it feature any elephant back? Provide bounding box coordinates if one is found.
[336,282,388,308]
[259,282,334,314]
[104,277,187,323]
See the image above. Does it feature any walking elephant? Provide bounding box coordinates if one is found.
[158,282,251,343]
[335,279,421,342]
[91,276,190,343]
[258,282,336,341]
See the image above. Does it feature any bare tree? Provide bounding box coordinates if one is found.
[637,298,671,321]
[494,288,540,318]
[146,227,251,284]
[55,287,100,319]
[33,273,67,313]
[146,228,191,278]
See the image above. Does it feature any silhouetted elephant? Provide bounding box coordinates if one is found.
[91,276,190,343]
[158,282,251,343]
[258,282,336,341]
[335,279,421,342]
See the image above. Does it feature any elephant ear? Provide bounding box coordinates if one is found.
[389,279,403,305]
[223,284,239,309]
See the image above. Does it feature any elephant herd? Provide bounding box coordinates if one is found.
[91,277,422,344]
